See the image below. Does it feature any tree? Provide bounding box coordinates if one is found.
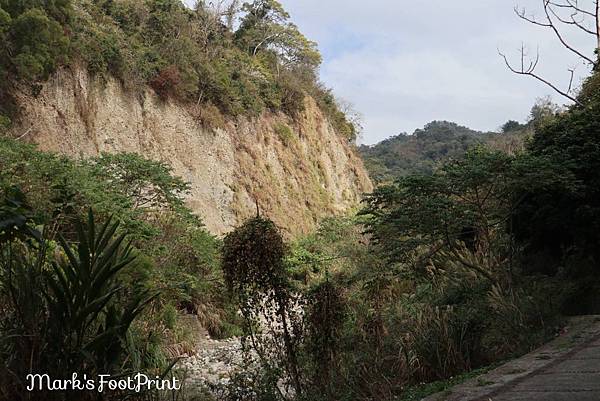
[1,6,69,82]
[222,216,304,397]
[528,96,561,128]
[500,0,600,104]
[362,148,573,282]
[500,120,523,133]
[514,72,600,279]
[91,152,190,212]
[235,0,321,71]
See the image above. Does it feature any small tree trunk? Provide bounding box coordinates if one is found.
[597,1,600,53]
[594,0,600,52]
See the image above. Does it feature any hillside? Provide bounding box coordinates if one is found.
[359,120,530,182]
[4,1,600,401]
[0,0,372,235]
[6,66,371,236]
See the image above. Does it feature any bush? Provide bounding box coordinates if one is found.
[6,7,70,82]
[222,217,304,397]
[314,88,357,141]
[150,65,182,100]
[190,102,227,131]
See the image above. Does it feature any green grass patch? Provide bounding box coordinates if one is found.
[274,122,295,146]
[398,364,499,401]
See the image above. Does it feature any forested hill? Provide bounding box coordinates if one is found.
[359,120,529,182]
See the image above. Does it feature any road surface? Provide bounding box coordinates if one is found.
[425,316,600,401]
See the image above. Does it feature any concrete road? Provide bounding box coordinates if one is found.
[425,316,600,401]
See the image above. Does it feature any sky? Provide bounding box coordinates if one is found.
[188,1,597,144]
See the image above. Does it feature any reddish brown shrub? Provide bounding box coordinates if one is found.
[149,65,181,100]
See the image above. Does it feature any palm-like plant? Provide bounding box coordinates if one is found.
[45,210,156,375]
[1,204,157,400]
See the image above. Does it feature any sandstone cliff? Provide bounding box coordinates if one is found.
[7,67,372,236]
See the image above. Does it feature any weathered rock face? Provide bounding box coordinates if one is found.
[8,67,372,236]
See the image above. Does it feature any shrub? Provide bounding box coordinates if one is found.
[74,26,124,76]
[7,7,70,81]
[222,217,304,396]
[277,74,306,116]
[314,88,357,141]
[149,65,182,100]
[304,280,347,399]
[190,102,227,131]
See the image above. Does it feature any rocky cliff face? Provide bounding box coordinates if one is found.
[7,67,372,236]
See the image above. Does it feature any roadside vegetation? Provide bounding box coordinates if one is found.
[210,69,600,401]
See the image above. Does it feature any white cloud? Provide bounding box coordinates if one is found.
[280,0,596,143]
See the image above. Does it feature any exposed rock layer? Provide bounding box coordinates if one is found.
[8,67,372,235]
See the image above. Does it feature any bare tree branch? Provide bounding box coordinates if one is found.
[547,5,597,36]
[514,6,552,26]
[514,2,596,66]
[505,1,600,103]
[549,0,596,17]
[499,46,583,105]
[541,0,597,65]
[548,0,600,50]
[567,66,576,92]
[596,0,600,50]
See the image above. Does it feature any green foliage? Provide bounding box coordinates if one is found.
[0,207,155,399]
[236,0,321,71]
[333,75,600,397]
[0,138,232,395]
[359,121,492,182]
[222,216,304,397]
[215,191,565,401]
[303,280,347,400]
[0,186,41,243]
[500,120,523,133]
[528,96,561,130]
[0,4,70,83]
[91,152,190,213]
[222,217,287,299]
[0,114,11,132]
[47,211,156,375]
[359,121,532,183]
[259,144,569,399]
[398,364,498,401]
[512,73,600,312]
[362,147,573,268]
[314,88,358,141]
